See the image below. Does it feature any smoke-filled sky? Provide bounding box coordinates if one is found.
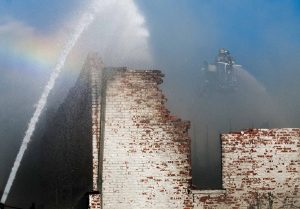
[1,0,300,98]
[0,0,300,204]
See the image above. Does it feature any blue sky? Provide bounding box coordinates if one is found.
[0,0,82,32]
[136,0,300,74]
[0,0,300,143]
[0,0,300,142]
[0,0,299,128]
[1,0,300,74]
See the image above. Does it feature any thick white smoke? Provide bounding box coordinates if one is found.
[69,0,152,68]
[0,1,100,204]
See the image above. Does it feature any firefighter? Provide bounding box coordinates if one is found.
[224,49,234,65]
[217,48,226,62]
[217,48,234,65]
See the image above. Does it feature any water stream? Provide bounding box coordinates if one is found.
[0,1,101,203]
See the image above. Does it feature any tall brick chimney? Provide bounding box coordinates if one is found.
[87,53,104,209]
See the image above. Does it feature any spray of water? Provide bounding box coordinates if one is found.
[0,1,100,203]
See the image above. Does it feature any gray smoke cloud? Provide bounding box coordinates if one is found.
[135,0,300,188]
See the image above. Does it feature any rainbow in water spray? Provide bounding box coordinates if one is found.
[1,1,101,203]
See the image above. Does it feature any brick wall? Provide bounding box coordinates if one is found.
[192,128,300,209]
[89,54,104,192]
[40,55,94,209]
[89,193,101,209]
[88,54,104,209]
[100,69,193,209]
[82,56,299,209]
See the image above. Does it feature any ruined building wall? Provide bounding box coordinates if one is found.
[90,56,103,192]
[192,128,300,209]
[39,55,299,209]
[100,69,193,209]
[40,58,94,209]
[89,63,299,209]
